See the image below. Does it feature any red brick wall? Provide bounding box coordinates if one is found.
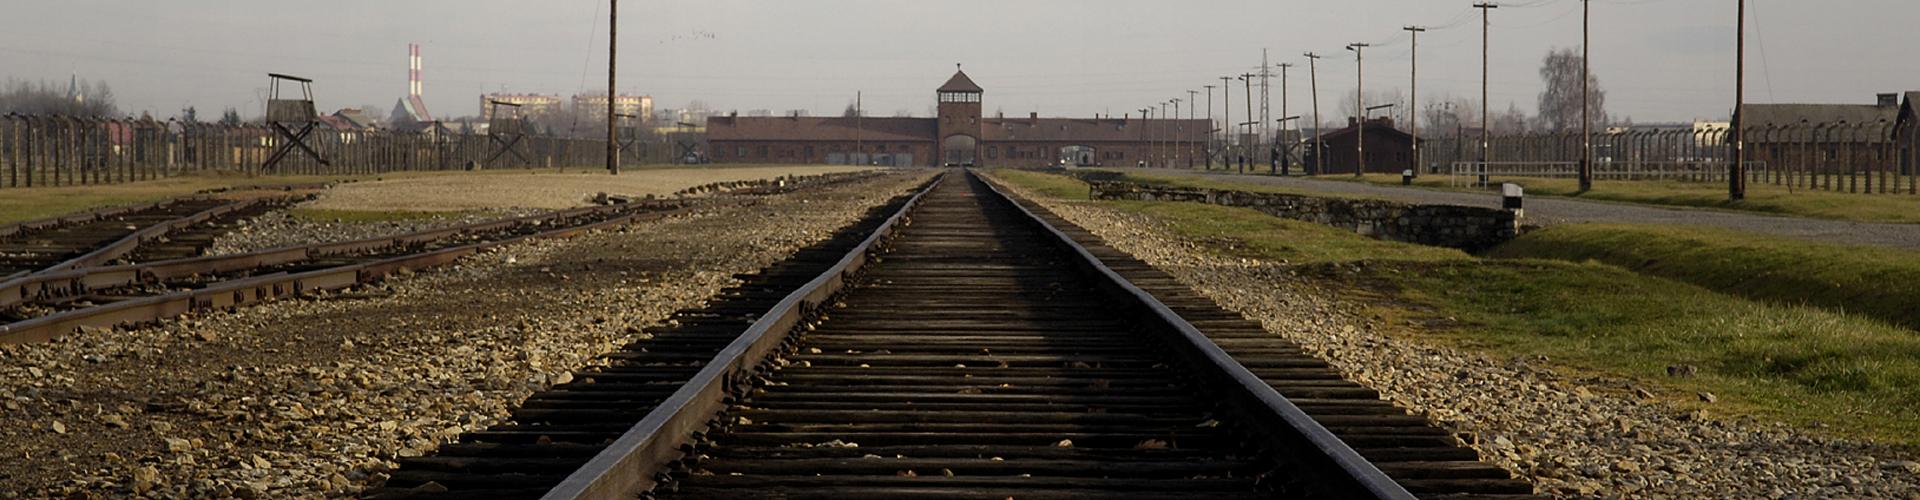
[708,139,1207,168]
[709,140,936,166]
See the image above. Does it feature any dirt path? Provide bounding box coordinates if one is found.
[1106,168,1920,250]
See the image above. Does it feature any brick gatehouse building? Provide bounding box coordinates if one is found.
[706,68,1210,167]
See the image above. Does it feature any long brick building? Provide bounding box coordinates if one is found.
[706,68,1210,167]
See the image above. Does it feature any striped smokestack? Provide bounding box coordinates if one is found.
[409,43,423,97]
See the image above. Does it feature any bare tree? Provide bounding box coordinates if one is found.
[1492,102,1530,135]
[0,78,120,116]
[1420,97,1479,137]
[1340,88,1408,125]
[1536,48,1608,133]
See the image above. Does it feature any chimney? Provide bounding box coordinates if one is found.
[1029,112,1038,120]
[1878,93,1899,107]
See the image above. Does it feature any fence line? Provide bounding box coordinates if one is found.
[1421,121,1916,195]
[0,114,675,188]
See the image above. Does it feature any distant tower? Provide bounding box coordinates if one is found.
[936,64,983,166]
[402,43,433,122]
[66,73,83,104]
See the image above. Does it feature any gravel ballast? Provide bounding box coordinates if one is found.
[0,171,932,498]
[992,174,1920,498]
[206,210,543,256]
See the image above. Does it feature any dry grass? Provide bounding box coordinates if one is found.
[304,166,880,212]
[0,172,369,225]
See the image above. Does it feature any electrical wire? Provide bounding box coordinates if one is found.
[567,0,604,137]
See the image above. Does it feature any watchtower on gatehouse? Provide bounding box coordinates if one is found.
[937,65,983,166]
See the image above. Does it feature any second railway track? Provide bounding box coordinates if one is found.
[370,171,1536,499]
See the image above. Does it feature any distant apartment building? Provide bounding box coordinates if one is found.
[573,94,653,123]
[479,93,563,122]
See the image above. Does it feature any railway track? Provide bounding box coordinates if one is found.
[0,196,295,280]
[0,198,694,343]
[367,171,1535,499]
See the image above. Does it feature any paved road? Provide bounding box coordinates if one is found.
[1106,167,1920,251]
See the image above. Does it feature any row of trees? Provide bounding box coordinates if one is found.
[0,78,119,117]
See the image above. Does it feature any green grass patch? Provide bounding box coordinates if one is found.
[1086,169,1365,199]
[1115,202,1466,265]
[991,169,1093,200]
[1327,173,1920,224]
[1490,224,1920,330]
[992,168,1920,447]
[1383,259,1920,445]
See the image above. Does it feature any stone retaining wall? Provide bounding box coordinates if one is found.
[1087,181,1520,252]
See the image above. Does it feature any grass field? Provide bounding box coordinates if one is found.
[1490,224,1920,331]
[1083,169,1368,199]
[0,164,870,225]
[1325,173,1920,224]
[991,168,1920,447]
[0,171,373,225]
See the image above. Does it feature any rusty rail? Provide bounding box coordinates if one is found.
[36,197,298,274]
[0,199,695,344]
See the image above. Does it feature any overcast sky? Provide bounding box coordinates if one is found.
[3,0,1915,124]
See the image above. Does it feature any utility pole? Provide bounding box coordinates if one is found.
[1260,50,1273,167]
[1279,63,1293,175]
[1172,98,1183,168]
[1348,44,1369,177]
[1139,108,1151,166]
[1204,85,1216,170]
[1241,73,1256,174]
[1188,89,1200,168]
[1731,0,1747,200]
[1406,26,1426,177]
[1152,101,1167,168]
[606,0,619,175]
[855,90,863,164]
[1221,76,1234,167]
[1580,0,1593,192]
[1305,52,1324,176]
[1476,3,1498,173]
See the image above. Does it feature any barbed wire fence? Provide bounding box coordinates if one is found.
[0,114,687,189]
[1421,121,1916,195]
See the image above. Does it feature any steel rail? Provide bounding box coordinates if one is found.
[35,197,295,275]
[0,198,201,240]
[541,173,946,500]
[0,199,696,344]
[974,170,1416,499]
[542,168,1412,500]
[0,200,689,312]
[0,181,340,241]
